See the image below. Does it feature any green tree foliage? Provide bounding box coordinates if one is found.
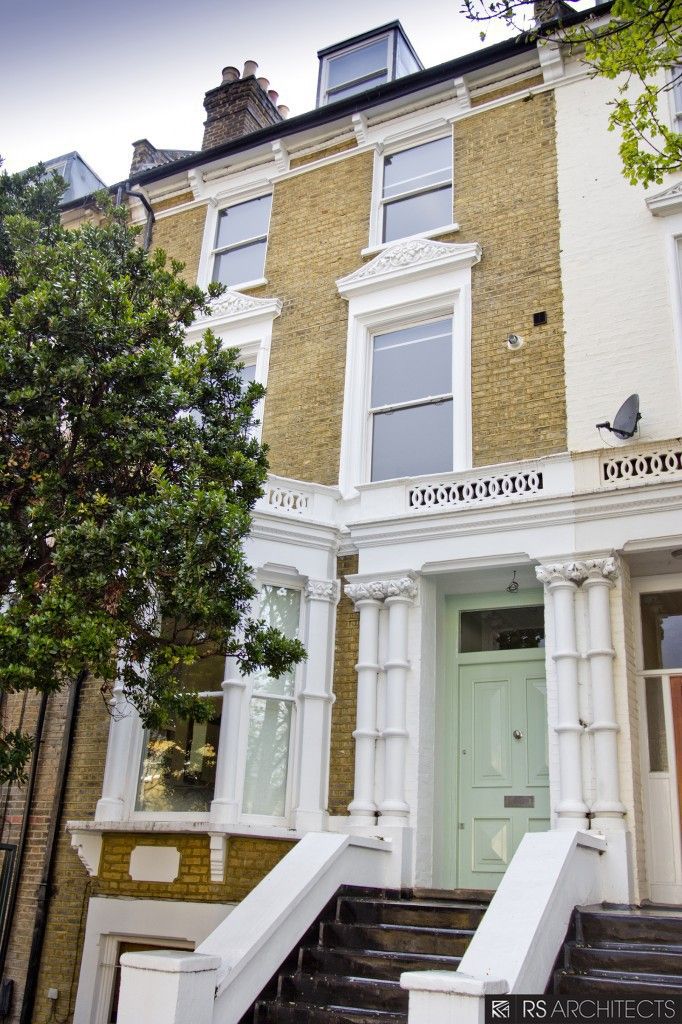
[0,163,305,783]
[461,0,682,186]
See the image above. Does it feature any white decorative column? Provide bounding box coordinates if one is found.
[345,582,384,824]
[380,576,417,826]
[96,678,139,821]
[210,655,246,827]
[536,562,589,828]
[294,579,340,832]
[583,557,626,828]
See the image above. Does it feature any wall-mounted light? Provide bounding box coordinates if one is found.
[506,333,524,351]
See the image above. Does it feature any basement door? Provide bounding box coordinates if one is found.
[435,594,550,891]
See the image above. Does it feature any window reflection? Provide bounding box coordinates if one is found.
[641,591,682,670]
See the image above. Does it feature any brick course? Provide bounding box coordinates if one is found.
[328,554,360,815]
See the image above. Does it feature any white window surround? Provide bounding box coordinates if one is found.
[367,128,456,250]
[644,192,682,416]
[73,896,232,1024]
[317,31,393,107]
[186,288,282,443]
[196,186,273,292]
[336,237,481,500]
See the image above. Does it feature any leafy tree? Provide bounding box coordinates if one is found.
[462,0,682,186]
[0,162,305,783]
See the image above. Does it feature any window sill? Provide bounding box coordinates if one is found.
[361,223,460,258]
[68,817,304,841]
[217,276,269,292]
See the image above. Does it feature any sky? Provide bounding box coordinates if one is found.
[1,0,517,186]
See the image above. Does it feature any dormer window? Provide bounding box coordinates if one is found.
[317,22,422,107]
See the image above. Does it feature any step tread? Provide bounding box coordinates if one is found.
[556,970,682,993]
[286,973,402,989]
[331,921,476,935]
[308,945,462,964]
[257,1001,407,1022]
[570,966,682,984]
[570,939,682,954]
[341,897,489,911]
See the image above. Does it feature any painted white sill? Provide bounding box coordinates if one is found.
[67,818,305,841]
[209,276,268,293]
[362,223,460,258]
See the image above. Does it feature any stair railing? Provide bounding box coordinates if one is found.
[117,831,392,1024]
[401,829,607,1023]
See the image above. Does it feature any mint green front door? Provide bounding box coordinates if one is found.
[457,659,550,889]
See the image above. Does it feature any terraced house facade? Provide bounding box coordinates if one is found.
[4,5,682,1022]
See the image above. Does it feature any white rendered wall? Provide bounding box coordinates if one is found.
[555,67,682,452]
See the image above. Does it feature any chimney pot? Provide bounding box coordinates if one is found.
[257,76,270,92]
[221,66,240,83]
[277,104,290,119]
[242,59,258,78]
[267,89,279,106]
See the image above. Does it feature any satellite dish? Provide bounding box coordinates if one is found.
[596,394,642,440]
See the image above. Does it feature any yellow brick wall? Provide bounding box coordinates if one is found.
[153,191,195,212]
[328,554,360,815]
[290,138,358,168]
[456,91,567,464]
[259,151,374,484]
[93,833,295,902]
[152,204,208,286]
[31,675,111,1024]
[471,75,544,107]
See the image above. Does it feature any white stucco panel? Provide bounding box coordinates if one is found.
[555,69,682,452]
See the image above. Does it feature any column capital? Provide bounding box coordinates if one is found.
[345,574,418,605]
[582,556,620,583]
[304,579,340,603]
[535,561,589,586]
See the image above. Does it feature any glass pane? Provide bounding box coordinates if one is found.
[242,697,292,816]
[240,363,256,387]
[383,186,452,243]
[371,320,452,408]
[251,585,301,697]
[459,606,545,653]
[135,700,221,812]
[641,591,682,669]
[645,677,668,772]
[371,399,452,481]
[383,138,452,199]
[395,36,420,78]
[158,619,224,694]
[327,39,388,89]
[212,239,268,287]
[327,75,387,101]
[215,195,272,249]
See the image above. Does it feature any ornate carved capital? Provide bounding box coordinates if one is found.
[583,556,620,583]
[194,288,282,324]
[345,576,418,604]
[535,562,589,587]
[305,579,340,603]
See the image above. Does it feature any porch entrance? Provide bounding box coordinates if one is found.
[435,592,550,891]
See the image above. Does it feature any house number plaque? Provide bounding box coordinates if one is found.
[504,795,534,808]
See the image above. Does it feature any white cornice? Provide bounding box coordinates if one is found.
[336,238,482,298]
[190,289,283,332]
[646,180,682,217]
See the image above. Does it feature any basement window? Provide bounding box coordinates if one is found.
[211,194,272,288]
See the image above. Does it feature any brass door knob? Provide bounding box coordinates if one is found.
[513,729,523,740]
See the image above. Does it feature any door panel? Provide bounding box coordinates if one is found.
[472,679,512,787]
[458,660,549,889]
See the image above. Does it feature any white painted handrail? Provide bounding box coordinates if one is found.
[118,832,391,1024]
[402,829,606,1023]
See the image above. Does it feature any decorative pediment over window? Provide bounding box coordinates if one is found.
[336,238,482,298]
[193,288,282,329]
[646,181,682,217]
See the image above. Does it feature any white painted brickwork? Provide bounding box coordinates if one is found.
[555,68,682,453]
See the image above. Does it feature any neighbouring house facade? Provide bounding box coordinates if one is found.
[3,6,682,1022]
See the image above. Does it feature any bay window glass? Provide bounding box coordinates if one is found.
[370,318,453,481]
[212,195,272,288]
[641,591,682,670]
[136,634,225,813]
[382,137,452,243]
[242,585,301,817]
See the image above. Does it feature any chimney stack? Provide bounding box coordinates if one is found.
[202,61,287,150]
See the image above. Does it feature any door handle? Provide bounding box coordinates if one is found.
[513,729,523,740]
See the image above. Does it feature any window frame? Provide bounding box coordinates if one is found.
[204,190,273,292]
[318,31,393,107]
[367,131,457,252]
[236,576,305,827]
[367,315,455,483]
